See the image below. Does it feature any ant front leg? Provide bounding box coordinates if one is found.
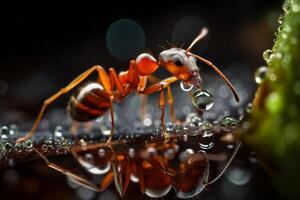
[140,76,178,141]
[138,75,177,124]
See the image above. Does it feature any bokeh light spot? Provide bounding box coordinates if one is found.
[106,18,146,62]
[172,16,208,52]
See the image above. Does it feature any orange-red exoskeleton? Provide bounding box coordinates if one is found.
[16,27,239,144]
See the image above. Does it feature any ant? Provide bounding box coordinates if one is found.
[16,27,239,144]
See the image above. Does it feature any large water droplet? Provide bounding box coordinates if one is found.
[192,90,214,110]
[180,82,194,92]
[254,66,268,84]
[199,131,215,150]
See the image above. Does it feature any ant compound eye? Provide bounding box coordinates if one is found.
[173,55,184,67]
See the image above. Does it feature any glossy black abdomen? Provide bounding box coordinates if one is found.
[68,82,111,122]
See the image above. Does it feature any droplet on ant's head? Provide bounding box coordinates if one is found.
[254,66,268,84]
[192,90,214,110]
[180,81,194,92]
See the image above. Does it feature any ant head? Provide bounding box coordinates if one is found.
[159,28,208,88]
[159,48,201,87]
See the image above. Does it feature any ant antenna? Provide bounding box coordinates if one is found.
[186,27,209,52]
[206,141,241,185]
[190,52,240,102]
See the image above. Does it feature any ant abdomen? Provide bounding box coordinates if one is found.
[68,82,111,122]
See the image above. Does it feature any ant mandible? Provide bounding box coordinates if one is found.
[16,27,239,144]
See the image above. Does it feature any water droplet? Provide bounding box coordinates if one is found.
[42,144,48,152]
[76,185,96,200]
[201,122,213,131]
[283,2,290,13]
[130,174,139,183]
[166,122,175,132]
[254,66,268,84]
[0,126,9,139]
[246,103,252,113]
[142,147,157,159]
[143,116,152,127]
[249,151,258,163]
[199,131,215,150]
[9,124,18,136]
[294,81,300,95]
[180,81,194,92]
[164,148,175,160]
[278,15,283,24]
[98,148,106,158]
[192,90,214,110]
[226,165,252,185]
[54,126,63,137]
[79,139,87,150]
[128,148,135,158]
[292,4,300,12]
[179,149,195,162]
[221,117,238,126]
[183,134,188,142]
[263,49,273,62]
[23,139,33,151]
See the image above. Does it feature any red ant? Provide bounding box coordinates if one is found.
[16,27,239,144]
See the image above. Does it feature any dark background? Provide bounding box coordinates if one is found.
[0,1,284,200]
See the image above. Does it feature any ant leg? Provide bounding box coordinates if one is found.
[17,65,112,144]
[137,76,148,120]
[109,68,126,96]
[140,76,178,140]
[83,121,94,134]
[159,85,168,140]
[206,141,241,185]
[147,75,177,124]
[106,98,115,145]
[139,95,148,121]
[32,147,113,192]
[166,86,177,124]
[70,121,80,142]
